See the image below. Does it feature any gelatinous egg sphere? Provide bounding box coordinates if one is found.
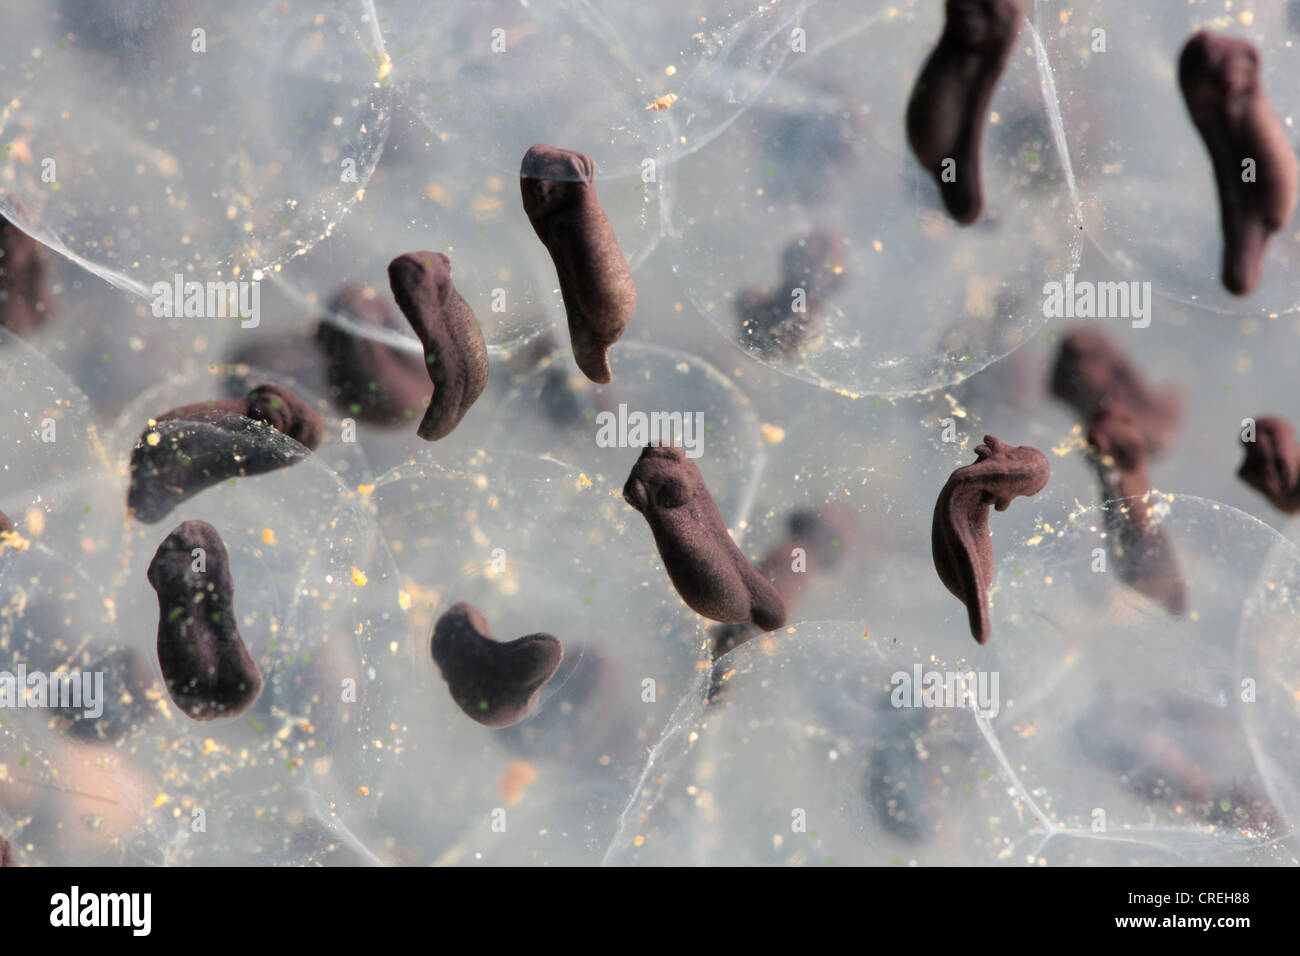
[1037,0,1300,314]
[0,0,390,292]
[988,494,1297,863]
[667,0,1080,395]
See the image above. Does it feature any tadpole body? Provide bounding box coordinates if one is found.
[1180,31,1298,297]
[736,227,847,356]
[387,252,490,441]
[906,0,1025,224]
[1049,327,1181,456]
[521,144,636,384]
[1238,414,1300,514]
[625,445,787,631]
[127,383,324,524]
[148,520,264,721]
[931,435,1049,644]
[1086,407,1187,616]
[430,602,563,729]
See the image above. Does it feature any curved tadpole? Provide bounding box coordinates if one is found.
[429,602,563,729]
[386,252,490,440]
[1049,327,1181,457]
[1179,31,1298,297]
[520,144,636,384]
[624,445,786,632]
[1086,407,1187,616]
[931,435,1049,645]
[148,520,265,721]
[905,0,1025,224]
[1237,414,1300,515]
[735,227,846,357]
[126,382,323,524]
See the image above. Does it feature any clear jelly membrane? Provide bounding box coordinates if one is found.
[271,100,661,359]
[488,340,766,527]
[1037,0,1300,315]
[0,0,389,294]
[0,353,406,864]
[381,0,800,179]
[363,449,716,864]
[609,494,1299,865]
[665,0,1080,396]
[1018,311,1300,535]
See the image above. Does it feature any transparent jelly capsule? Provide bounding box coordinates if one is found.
[271,104,601,357]
[665,0,1080,395]
[382,0,674,180]
[488,340,766,526]
[1036,1,1300,314]
[0,548,166,865]
[606,622,1034,866]
[986,495,1295,863]
[573,0,812,164]
[1235,532,1300,845]
[0,0,390,293]
[364,450,710,864]
[730,382,992,661]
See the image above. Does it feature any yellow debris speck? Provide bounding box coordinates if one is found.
[647,93,678,111]
[23,508,44,536]
[357,483,375,495]
[146,432,161,446]
[0,530,31,555]
[633,835,646,847]
[358,786,370,796]
[152,793,171,808]
[350,566,368,586]
[577,473,592,488]
[261,528,277,545]
[398,590,412,611]
[377,52,392,80]
[760,423,785,445]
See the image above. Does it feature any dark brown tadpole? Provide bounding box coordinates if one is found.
[1049,327,1181,456]
[430,602,563,729]
[1180,31,1298,296]
[0,214,55,336]
[315,283,430,426]
[905,0,1025,224]
[0,509,15,537]
[0,836,15,867]
[127,383,324,524]
[932,435,1049,644]
[1087,407,1187,615]
[624,445,786,631]
[147,520,264,721]
[520,144,636,384]
[1237,414,1300,514]
[736,227,847,356]
[387,251,490,441]
[710,504,856,660]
